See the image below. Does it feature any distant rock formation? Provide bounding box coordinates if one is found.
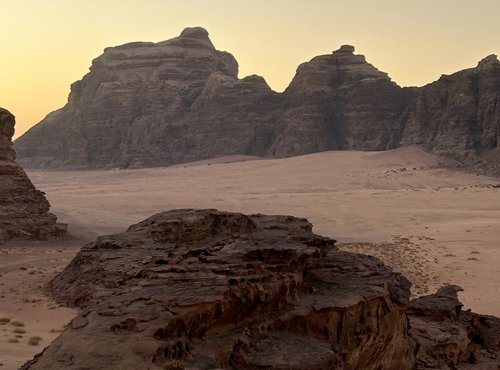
[14,27,500,174]
[402,54,500,165]
[21,210,499,369]
[0,108,67,241]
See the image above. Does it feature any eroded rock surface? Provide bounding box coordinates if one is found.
[21,210,499,369]
[402,54,500,171]
[15,27,499,173]
[22,209,415,370]
[409,285,500,370]
[0,108,67,241]
[15,27,281,169]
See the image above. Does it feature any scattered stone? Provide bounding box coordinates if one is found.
[28,336,42,346]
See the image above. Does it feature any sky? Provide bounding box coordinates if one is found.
[1,0,499,138]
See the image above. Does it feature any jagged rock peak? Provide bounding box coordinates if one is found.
[478,54,499,67]
[336,44,355,53]
[180,26,210,39]
[0,108,16,161]
[154,26,215,50]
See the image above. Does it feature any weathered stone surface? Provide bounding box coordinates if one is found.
[0,108,67,241]
[20,209,499,369]
[402,54,500,167]
[0,108,16,161]
[19,210,500,370]
[409,285,500,370]
[21,209,416,370]
[15,27,275,169]
[15,27,499,172]
[272,45,411,155]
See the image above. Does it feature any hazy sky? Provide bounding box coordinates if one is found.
[1,0,499,138]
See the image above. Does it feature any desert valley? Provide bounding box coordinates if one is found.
[2,147,500,369]
[0,16,499,370]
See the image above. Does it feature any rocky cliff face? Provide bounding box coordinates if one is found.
[21,210,499,370]
[409,285,500,369]
[273,45,411,156]
[14,27,282,169]
[402,55,500,160]
[15,27,500,172]
[0,108,67,241]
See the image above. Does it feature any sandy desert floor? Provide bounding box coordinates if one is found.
[0,242,77,370]
[1,146,500,369]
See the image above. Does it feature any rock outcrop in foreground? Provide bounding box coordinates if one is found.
[22,210,499,369]
[0,108,66,241]
[15,27,500,174]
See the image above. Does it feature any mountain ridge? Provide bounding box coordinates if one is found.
[14,27,500,173]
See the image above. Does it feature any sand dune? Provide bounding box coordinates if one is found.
[1,146,499,369]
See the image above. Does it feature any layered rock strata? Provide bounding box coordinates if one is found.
[15,28,500,173]
[0,108,66,241]
[402,54,500,164]
[409,285,500,369]
[21,210,499,369]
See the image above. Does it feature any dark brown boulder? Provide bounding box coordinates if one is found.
[0,108,16,161]
[0,108,67,241]
[409,285,500,369]
[21,210,499,369]
[21,209,416,370]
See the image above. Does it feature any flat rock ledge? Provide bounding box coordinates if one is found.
[21,210,499,369]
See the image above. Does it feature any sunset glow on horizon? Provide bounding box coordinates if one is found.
[1,0,499,138]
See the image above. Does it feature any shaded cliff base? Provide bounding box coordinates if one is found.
[17,210,500,370]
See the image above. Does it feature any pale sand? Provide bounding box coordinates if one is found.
[1,146,499,368]
[0,242,78,370]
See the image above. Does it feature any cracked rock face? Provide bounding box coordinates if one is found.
[0,108,67,241]
[402,54,500,166]
[20,210,499,369]
[22,209,415,370]
[409,285,500,370]
[15,28,499,173]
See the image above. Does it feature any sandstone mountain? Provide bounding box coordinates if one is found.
[14,27,500,173]
[21,209,499,369]
[0,108,67,241]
